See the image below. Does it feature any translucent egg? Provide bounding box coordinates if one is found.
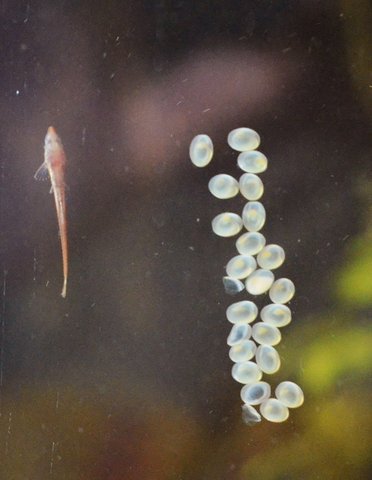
[226,255,257,280]
[212,212,243,237]
[257,244,285,270]
[260,304,292,328]
[226,300,258,324]
[241,404,261,426]
[222,277,245,295]
[269,278,295,304]
[260,398,289,422]
[275,381,304,408]
[227,323,252,346]
[189,134,213,167]
[256,345,281,374]
[240,381,271,405]
[236,232,266,256]
[227,128,260,152]
[208,174,239,199]
[229,340,257,362]
[237,151,268,173]
[252,322,281,346]
[239,173,264,200]
[242,202,266,232]
[231,361,262,384]
[246,269,274,295]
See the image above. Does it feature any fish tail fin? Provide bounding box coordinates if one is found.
[61,277,67,298]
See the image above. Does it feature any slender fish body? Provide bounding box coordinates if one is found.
[35,126,68,297]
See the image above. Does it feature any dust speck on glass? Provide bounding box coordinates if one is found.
[190,128,304,424]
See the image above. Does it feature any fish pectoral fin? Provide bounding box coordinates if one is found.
[50,186,53,194]
[34,162,49,181]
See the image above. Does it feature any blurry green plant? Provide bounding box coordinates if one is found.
[336,234,372,308]
[336,178,372,308]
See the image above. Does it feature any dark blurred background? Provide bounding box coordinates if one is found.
[0,1,371,479]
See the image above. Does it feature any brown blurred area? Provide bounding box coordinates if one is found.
[0,1,371,479]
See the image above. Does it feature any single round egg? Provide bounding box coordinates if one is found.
[208,174,239,199]
[226,254,257,279]
[229,340,257,362]
[227,128,260,152]
[242,202,266,232]
[257,244,285,270]
[212,212,243,237]
[236,232,266,256]
[226,300,258,324]
[231,361,262,384]
[269,278,295,304]
[256,345,281,374]
[246,269,274,295]
[241,381,271,405]
[260,304,292,327]
[237,151,268,173]
[260,398,289,422]
[252,322,281,346]
[275,381,304,408]
[241,404,261,426]
[227,323,252,346]
[222,277,245,295]
[189,134,213,167]
[239,173,264,201]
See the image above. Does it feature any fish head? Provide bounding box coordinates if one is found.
[44,126,63,152]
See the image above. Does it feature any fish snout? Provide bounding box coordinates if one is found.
[45,126,62,147]
[47,126,57,136]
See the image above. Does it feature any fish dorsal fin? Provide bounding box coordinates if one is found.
[34,162,49,181]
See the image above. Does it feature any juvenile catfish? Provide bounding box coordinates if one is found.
[35,126,68,298]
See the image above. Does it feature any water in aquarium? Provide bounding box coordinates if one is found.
[0,2,371,479]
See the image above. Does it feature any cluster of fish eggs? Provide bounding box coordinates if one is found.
[189,128,304,425]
